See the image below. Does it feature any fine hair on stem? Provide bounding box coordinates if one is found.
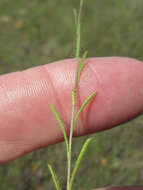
[48,0,97,190]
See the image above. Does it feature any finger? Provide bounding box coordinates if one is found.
[94,186,143,190]
[0,57,143,163]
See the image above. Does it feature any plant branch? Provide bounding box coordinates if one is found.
[66,1,84,190]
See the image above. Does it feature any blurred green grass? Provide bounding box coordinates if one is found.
[0,0,143,189]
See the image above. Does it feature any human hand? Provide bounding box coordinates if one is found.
[1,56,143,163]
[0,56,143,167]
[1,56,143,189]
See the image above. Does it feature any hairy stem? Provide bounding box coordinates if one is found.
[66,1,84,190]
[66,90,76,190]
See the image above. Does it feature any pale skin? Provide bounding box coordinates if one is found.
[0,57,143,190]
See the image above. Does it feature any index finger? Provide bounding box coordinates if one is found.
[0,57,143,163]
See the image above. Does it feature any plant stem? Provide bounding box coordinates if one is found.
[66,1,83,190]
[66,90,76,190]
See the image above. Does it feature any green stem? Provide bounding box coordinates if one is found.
[66,90,76,190]
[66,1,84,190]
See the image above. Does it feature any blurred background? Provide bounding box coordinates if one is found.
[0,0,143,189]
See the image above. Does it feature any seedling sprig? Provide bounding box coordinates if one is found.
[48,0,97,190]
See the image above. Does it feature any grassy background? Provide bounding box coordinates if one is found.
[0,0,143,189]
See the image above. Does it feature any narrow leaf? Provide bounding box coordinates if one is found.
[48,164,61,190]
[72,90,76,106]
[74,91,97,127]
[69,138,92,190]
[49,104,69,153]
[75,0,84,62]
[76,51,88,87]
[76,22,81,62]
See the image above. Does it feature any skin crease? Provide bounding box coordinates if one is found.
[0,57,143,190]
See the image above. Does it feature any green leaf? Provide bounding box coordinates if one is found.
[74,91,97,127]
[69,138,92,190]
[74,2,81,63]
[75,51,88,87]
[49,104,69,154]
[48,164,61,190]
[76,22,81,62]
[72,89,76,106]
